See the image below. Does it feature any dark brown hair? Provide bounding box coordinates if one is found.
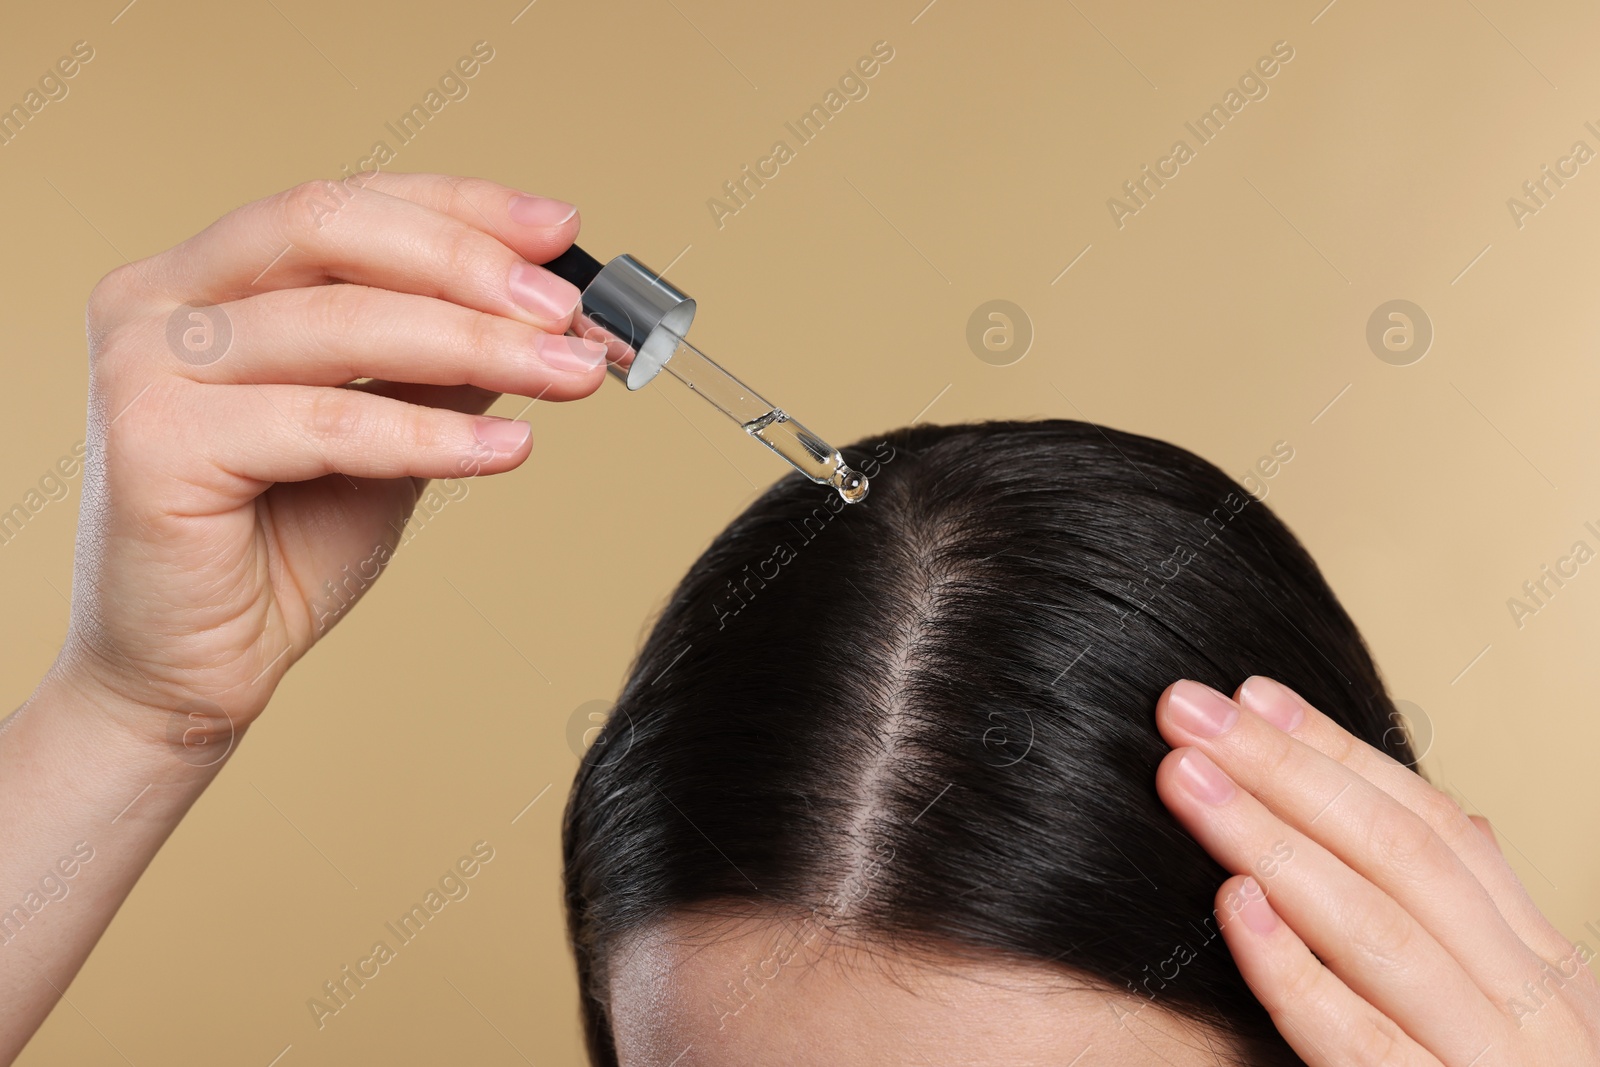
[564,418,1411,1065]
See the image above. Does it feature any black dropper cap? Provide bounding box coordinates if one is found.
[542,243,603,290]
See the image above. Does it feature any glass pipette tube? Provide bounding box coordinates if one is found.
[658,330,869,504]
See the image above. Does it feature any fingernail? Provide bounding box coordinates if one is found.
[1238,676,1305,733]
[473,416,531,454]
[1176,749,1235,805]
[1168,680,1239,738]
[538,334,607,372]
[508,194,576,227]
[1236,878,1280,934]
[509,262,580,321]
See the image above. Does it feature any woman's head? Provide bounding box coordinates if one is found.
[564,418,1413,1065]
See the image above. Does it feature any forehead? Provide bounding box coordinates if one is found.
[605,915,1236,1067]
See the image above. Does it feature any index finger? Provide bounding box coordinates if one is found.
[133,173,583,323]
[1235,675,1574,962]
[328,172,580,264]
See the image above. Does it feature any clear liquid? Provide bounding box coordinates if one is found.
[658,331,868,503]
[664,337,772,424]
[743,409,870,504]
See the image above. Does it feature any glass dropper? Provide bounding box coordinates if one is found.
[657,328,869,503]
[541,243,869,504]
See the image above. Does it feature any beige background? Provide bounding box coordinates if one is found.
[2,0,1598,1062]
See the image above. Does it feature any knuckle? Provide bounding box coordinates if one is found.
[1273,953,1326,1009]
[1346,1014,1407,1066]
[1322,721,1361,766]
[444,178,512,222]
[278,179,345,239]
[301,388,365,443]
[461,308,516,364]
[1255,730,1301,782]
[1365,808,1451,883]
[1346,897,1416,974]
[437,220,489,288]
[412,173,496,216]
[1420,793,1490,866]
[86,263,147,334]
[1412,786,1468,837]
[426,174,478,213]
[307,283,371,347]
[444,175,495,205]
[401,407,448,455]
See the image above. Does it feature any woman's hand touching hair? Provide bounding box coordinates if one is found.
[1157,676,1600,1067]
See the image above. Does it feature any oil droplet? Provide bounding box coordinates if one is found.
[831,463,870,504]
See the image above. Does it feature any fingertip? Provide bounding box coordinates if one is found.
[471,415,533,464]
[1236,675,1305,733]
[508,262,582,329]
[505,194,582,263]
[1154,745,1235,810]
[1171,747,1237,806]
[523,337,609,404]
[1154,744,1191,784]
[508,193,578,229]
[557,361,610,403]
[1163,679,1242,742]
[1218,874,1281,936]
[1152,679,1186,742]
[573,361,609,397]
[1152,747,1189,812]
[536,333,609,377]
[1215,872,1252,912]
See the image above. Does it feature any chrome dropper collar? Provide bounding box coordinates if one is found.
[542,246,694,390]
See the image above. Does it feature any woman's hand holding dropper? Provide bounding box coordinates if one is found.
[0,173,603,1064]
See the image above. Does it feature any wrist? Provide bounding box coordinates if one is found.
[31,658,244,783]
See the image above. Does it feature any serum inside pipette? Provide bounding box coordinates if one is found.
[742,410,870,503]
[659,332,869,504]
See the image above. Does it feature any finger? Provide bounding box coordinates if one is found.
[1235,675,1575,962]
[340,383,503,513]
[356,382,566,435]
[141,177,583,330]
[338,172,578,264]
[161,284,608,400]
[1159,680,1538,1002]
[127,382,535,488]
[1214,875,1442,1067]
[1156,745,1504,1062]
